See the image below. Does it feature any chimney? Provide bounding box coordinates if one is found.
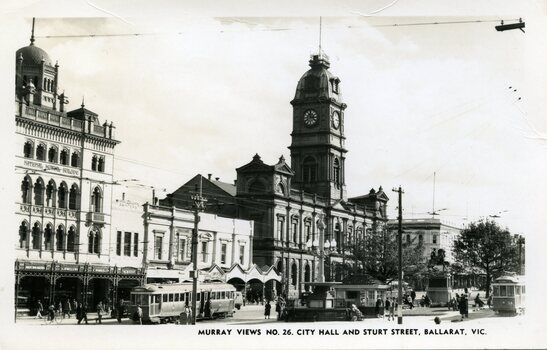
[207,174,212,181]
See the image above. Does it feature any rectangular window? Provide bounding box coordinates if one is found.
[220,243,227,264]
[155,236,163,260]
[124,232,131,256]
[162,294,167,302]
[201,241,208,263]
[116,231,122,256]
[133,232,139,257]
[179,238,186,261]
[239,245,245,265]
[175,294,179,302]
[277,219,284,240]
[169,294,174,302]
[432,235,437,244]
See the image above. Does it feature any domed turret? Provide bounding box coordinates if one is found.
[15,18,59,109]
[16,45,53,66]
[292,51,342,105]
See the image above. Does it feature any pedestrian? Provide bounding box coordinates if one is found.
[77,303,88,324]
[35,300,43,319]
[350,304,362,321]
[63,299,71,318]
[264,300,271,319]
[57,300,63,315]
[180,303,192,325]
[487,295,492,309]
[410,290,416,305]
[463,295,469,318]
[389,297,397,321]
[375,297,383,318]
[136,304,143,325]
[424,294,431,307]
[458,295,466,321]
[96,301,104,324]
[47,304,55,322]
[72,299,78,316]
[116,299,124,323]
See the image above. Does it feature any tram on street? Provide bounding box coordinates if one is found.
[128,282,236,323]
[491,275,525,315]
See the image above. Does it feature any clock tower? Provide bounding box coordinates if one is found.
[289,51,348,201]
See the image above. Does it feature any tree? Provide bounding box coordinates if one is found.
[346,228,427,285]
[453,220,519,297]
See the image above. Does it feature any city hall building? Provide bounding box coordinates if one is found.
[14,31,143,315]
[161,52,390,298]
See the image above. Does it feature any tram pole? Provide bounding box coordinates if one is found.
[392,186,404,325]
[191,177,206,325]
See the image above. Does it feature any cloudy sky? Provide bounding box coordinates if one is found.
[2,0,546,347]
[4,1,546,233]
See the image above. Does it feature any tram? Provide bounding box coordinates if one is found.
[128,282,236,323]
[491,275,525,315]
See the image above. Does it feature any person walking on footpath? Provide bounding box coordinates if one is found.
[389,297,397,321]
[458,295,467,321]
[77,302,89,324]
[35,300,43,319]
[96,301,104,324]
[410,290,416,306]
[384,297,391,320]
[264,300,271,319]
[135,304,143,325]
[375,297,383,318]
[63,299,71,318]
[116,299,124,324]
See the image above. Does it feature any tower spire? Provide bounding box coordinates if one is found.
[30,17,35,45]
[319,16,322,54]
[81,96,85,108]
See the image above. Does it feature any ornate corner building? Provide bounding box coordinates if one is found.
[162,52,390,299]
[14,31,144,316]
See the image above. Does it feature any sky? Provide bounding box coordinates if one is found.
[5,5,546,234]
[1,1,546,348]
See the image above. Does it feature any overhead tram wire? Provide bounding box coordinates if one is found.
[33,17,523,40]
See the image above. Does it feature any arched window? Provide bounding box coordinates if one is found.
[91,156,98,171]
[19,221,28,249]
[98,157,105,172]
[276,259,283,273]
[92,187,102,213]
[302,157,317,183]
[71,152,79,167]
[48,147,57,163]
[88,229,100,254]
[334,222,341,252]
[58,182,68,209]
[44,224,53,251]
[31,222,41,250]
[21,176,32,204]
[34,178,45,206]
[56,225,64,251]
[36,144,46,161]
[46,179,56,207]
[69,184,79,210]
[23,141,33,158]
[67,227,76,252]
[291,262,298,286]
[60,149,69,165]
[348,226,353,246]
[304,264,311,291]
[333,158,340,188]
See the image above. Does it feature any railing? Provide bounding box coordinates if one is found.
[18,104,113,137]
[86,212,106,224]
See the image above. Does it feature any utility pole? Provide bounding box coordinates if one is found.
[392,186,404,325]
[190,176,206,325]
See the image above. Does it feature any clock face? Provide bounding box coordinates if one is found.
[332,111,340,129]
[303,109,318,127]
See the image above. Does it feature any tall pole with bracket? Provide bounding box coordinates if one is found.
[392,186,404,324]
[190,176,206,325]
